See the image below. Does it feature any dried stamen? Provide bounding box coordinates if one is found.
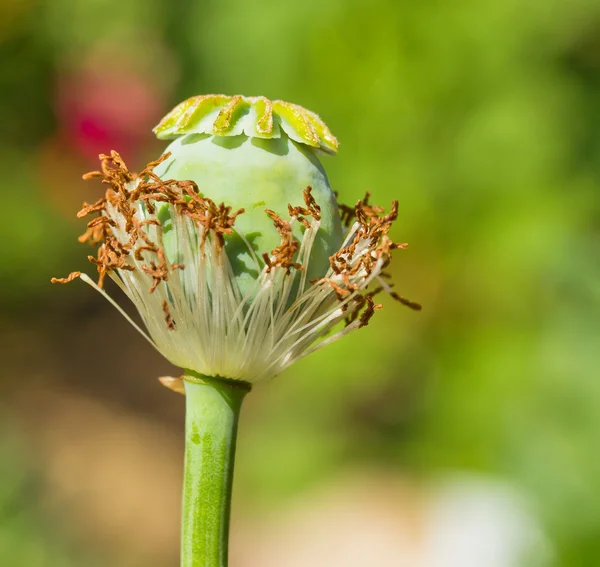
[265,209,301,273]
[163,300,176,330]
[51,271,81,284]
[288,186,322,228]
[53,149,420,383]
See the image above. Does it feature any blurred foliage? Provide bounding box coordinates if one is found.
[0,421,105,567]
[1,0,600,565]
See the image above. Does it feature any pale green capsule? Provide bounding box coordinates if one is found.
[152,95,343,295]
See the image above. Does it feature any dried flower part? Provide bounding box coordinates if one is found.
[159,375,186,395]
[153,94,339,155]
[53,153,418,383]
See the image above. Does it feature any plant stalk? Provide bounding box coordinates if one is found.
[181,372,250,567]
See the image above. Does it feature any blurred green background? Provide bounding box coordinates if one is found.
[1,0,600,565]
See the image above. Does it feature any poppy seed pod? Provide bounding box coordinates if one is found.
[152,95,344,294]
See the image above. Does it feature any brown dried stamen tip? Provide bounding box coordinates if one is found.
[143,255,170,294]
[391,292,422,311]
[77,197,106,218]
[358,296,383,328]
[360,191,386,217]
[288,186,321,227]
[328,192,421,317]
[322,277,353,304]
[172,182,244,248]
[265,209,302,273]
[331,194,402,277]
[77,148,245,295]
[262,252,273,270]
[335,189,356,227]
[338,203,356,227]
[162,300,176,330]
[51,271,81,284]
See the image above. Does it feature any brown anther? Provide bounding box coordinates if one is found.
[142,251,170,293]
[172,181,244,248]
[51,271,81,284]
[86,216,116,229]
[65,146,422,322]
[78,224,106,246]
[358,191,386,218]
[322,278,352,303]
[77,198,106,218]
[264,209,301,273]
[303,186,321,219]
[138,219,161,228]
[339,203,356,227]
[79,149,243,296]
[135,245,159,261]
[358,296,382,328]
[326,193,421,316]
[288,186,321,224]
[162,300,176,330]
[292,215,311,229]
[74,151,178,293]
[340,272,360,294]
[82,171,103,181]
[390,292,422,311]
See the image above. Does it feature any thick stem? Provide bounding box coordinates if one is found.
[182,372,250,567]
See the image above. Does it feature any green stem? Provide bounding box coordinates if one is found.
[182,372,250,567]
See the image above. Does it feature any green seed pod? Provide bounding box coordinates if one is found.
[152,95,343,295]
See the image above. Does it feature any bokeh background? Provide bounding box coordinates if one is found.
[1,0,600,565]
